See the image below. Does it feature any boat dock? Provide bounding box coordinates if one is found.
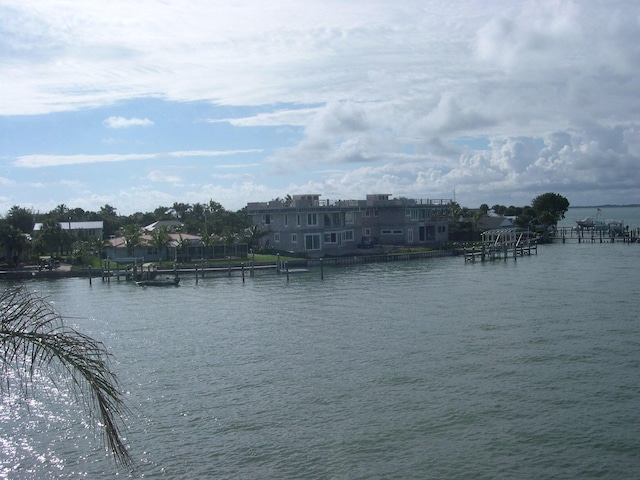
[463,228,538,262]
[554,227,638,244]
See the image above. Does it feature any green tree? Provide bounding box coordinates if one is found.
[150,226,170,265]
[122,224,141,257]
[515,206,536,229]
[531,192,570,226]
[99,204,121,238]
[90,236,110,259]
[37,218,64,257]
[200,230,216,260]
[0,286,132,468]
[6,206,35,233]
[51,204,69,221]
[176,234,190,262]
[0,221,26,266]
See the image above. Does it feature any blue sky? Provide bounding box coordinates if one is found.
[1,1,639,215]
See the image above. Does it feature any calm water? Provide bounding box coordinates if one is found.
[559,205,640,230]
[1,208,639,479]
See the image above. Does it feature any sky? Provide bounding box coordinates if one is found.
[1,0,639,216]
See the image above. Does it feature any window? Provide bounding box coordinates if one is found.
[307,213,318,226]
[345,212,354,224]
[407,229,414,243]
[284,214,288,227]
[343,230,354,241]
[305,233,321,250]
[364,228,371,236]
[262,214,271,224]
[291,233,298,243]
[324,232,338,243]
[274,232,280,243]
[296,214,301,226]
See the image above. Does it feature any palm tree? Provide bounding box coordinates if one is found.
[0,286,132,468]
[122,224,141,257]
[200,230,216,261]
[176,234,190,263]
[150,226,170,265]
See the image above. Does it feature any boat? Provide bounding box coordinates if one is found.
[576,209,606,230]
[136,275,180,287]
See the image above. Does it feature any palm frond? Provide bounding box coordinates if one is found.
[0,286,133,469]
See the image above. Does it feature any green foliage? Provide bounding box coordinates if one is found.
[531,192,570,225]
[36,218,64,256]
[0,286,132,468]
[150,226,171,264]
[122,224,142,256]
[6,206,35,233]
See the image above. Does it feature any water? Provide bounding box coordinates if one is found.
[2,209,639,479]
[560,205,640,230]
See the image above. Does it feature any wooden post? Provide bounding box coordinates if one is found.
[242,263,245,283]
[285,261,289,282]
[195,265,198,285]
[228,257,231,277]
[88,266,92,285]
[320,258,324,280]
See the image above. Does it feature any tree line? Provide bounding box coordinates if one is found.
[0,200,253,267]
[0,192,570,266]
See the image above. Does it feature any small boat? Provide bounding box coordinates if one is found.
[576,217,598,228]
[576,209,605,230]
[136,275,180,287]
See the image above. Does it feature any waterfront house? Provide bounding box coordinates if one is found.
[33,221,104,239]
[105,232,248,263]
[247,194,453,257]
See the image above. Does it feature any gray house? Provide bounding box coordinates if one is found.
[247,194,453,257]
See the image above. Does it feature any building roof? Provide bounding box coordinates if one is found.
[476,216,514,231]
[144,220,184,232]
[106,232,202,249]
[33,221,103,231]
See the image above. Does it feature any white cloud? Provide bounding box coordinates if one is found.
[2,1,640,213]
[146,170,182,183]
[104,116,154,128]
[14,150,262,168]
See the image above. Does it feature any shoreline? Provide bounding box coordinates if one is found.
[0,250,458,281]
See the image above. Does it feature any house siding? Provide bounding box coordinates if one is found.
[247,194,452,257]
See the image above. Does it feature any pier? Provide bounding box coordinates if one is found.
[464,228,538,262]
[554,227,638,244]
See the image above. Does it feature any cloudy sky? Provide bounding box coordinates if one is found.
[1,1,639,215]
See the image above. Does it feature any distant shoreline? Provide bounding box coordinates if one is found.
[571,204,640,208]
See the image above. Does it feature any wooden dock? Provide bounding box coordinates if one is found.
[463,242,537,262]
[553,227,638,244]
[464,228,538,262]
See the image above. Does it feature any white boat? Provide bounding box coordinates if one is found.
[576,217,601,228]
[576,209,605,230]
